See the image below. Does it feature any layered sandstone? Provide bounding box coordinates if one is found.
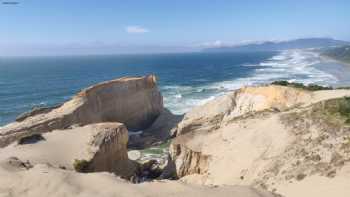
[3,76,350,197]
[0,163,274,197]
[175,85,312,136]
[0,121,274,197]
[0,75,163,147]
[169,85,350,196]
[0,76,281,197]
[0,122,136,178]
[175,85,350,137]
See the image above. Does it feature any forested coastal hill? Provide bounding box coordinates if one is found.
[322,45,350,64]
[203,38,349,52]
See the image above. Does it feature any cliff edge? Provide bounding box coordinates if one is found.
[0,75,163,147]
[170,85,350,197]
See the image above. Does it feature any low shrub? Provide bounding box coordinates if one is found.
[317,97,350,125]
[73,159,90,172]
[271,81,333,91]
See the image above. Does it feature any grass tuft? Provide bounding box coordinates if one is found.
[312,97,350,125]
[73,159,90,172]
[271,81,333,91]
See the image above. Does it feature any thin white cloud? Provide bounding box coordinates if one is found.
[125,26,149,34]
[193,40,225,48]
[194,39,281,48]
[203,40,222,47]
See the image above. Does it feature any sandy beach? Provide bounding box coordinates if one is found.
[315,55,350,87]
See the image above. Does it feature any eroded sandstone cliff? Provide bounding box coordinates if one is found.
[0,122,136,178]
[175,85,312,136]
[169,85,350,196]
[0,75,163,147]
[0,76,279,197]
[4,75,350,197]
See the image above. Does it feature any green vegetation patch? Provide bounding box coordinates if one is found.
[271,81,333,91]
[73,159,90,172]
[312,97,350,125]
[140,140,171,155]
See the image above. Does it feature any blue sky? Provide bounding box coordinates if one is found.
[0,0,349,55]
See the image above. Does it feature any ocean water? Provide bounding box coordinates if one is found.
[0,50,343,126]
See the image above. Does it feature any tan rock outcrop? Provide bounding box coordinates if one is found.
[169,85,350,196]
[175,85,312,136]
[0,75,163,147]
[0,122,136,178]
[0,163,275,197]
[0,120,273,197]
[170,138,210,177]
[128,108,183,149]
[15,104,62,122]
[144,108,183,139]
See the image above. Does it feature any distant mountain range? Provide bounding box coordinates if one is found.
[203,38,350,52]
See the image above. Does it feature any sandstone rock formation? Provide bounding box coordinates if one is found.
[169,85,350,196]
[144,108,183,140]
[0,122,136,178]
[0,163,275,197]
[4,75,350,197]
[175,85,350,137]
[0,75,163,147]
[174,85,312,136]
[128,108,183,148]
[15,104,62,122]
[0,120,273,197]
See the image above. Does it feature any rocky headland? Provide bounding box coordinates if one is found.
[1,75,350,197]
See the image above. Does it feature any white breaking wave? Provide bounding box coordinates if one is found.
[162,50,338,115]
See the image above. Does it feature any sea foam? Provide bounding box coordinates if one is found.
[163,50,338,115]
